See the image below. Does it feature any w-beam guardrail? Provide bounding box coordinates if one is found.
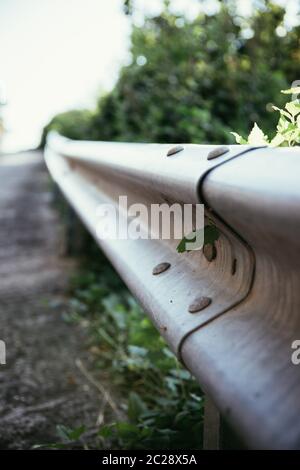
[45,132,300,449]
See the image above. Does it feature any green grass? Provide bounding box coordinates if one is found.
[62,234,204,450]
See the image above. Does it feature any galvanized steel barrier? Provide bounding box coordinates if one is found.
[45,132,300,449]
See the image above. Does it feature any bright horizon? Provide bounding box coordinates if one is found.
[0,0,298,152]
[0,0,133,152]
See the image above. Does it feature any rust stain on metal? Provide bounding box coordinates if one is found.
[203,243,217,262]
[188,296,212,313]
[207,146,229,160]
[167,145,184,157]
[152,262,171,275]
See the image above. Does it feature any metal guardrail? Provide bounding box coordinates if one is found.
[45,132,300,449]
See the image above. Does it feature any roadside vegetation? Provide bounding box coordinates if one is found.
[66,246,203,449]
[39,209,203,450]
[42,1,299,146]
[232,87,300,146]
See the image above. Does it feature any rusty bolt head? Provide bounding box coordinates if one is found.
[207,146,229,160]
[152,262,171,275]
[203,243,216,262]
[167,145,184,157]
[188,296,211,313]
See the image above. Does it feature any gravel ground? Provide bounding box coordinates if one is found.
[0,151,110,449]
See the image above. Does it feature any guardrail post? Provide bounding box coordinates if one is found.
[203,396,221,450]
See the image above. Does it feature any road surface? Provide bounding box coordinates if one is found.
[0,151,106,449]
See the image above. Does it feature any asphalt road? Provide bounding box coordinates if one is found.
[0,151,104,449]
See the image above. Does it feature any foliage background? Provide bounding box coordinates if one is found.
[42,0,300,146]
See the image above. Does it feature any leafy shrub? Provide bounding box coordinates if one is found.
[231,87,300,146]
[40,109,94,147]
[41,1,300,146]
[89,3,290,144]
[64,247,203,450]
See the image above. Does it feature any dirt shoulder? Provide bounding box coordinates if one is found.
[0,151,109,449]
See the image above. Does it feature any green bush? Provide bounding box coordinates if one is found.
[40,109,94,147]
[62,246,203,450]
[232,87,300,146]
[42,1,300,145]
[90,3,289,144]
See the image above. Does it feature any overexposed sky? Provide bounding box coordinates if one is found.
[0,0,132,151]
[0,0,298,152]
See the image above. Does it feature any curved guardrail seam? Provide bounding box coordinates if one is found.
[177,146,261,364]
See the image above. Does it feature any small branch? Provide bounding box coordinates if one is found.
[75,358,123,420]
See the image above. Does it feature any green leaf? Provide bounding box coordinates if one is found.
[98,425,114,438]
[176,224,220,253]
[68,425,86,441]
[128,345,148,357]
[56,424,73,441]
[281,122,297,135]
[277,115,290,133]
[285,101,300,118]
[128,392,148,422]
[230,131,247,144]
[270,133,286,147]
[176,230,201,253]
[115,422,140,436]
[204,224,220,245]
[281,87,300,95]
[247,123,269,145]
[176,236,189,253]
[176,230,202,253]
[272,105,291,120]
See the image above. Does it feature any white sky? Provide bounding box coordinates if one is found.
[0,0,133,151]
[0,0,298,152]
